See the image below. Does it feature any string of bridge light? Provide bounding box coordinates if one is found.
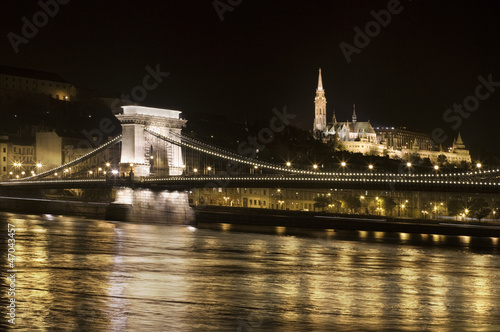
[19,135,123,181]
[148,128,499,180]
[143,176,500,187]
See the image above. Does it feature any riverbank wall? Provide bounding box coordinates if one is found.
[195,206,500,238]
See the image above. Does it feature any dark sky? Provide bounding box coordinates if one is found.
[1,0,500,152]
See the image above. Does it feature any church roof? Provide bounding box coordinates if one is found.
[334,121,376,134]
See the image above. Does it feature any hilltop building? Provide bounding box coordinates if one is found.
[0,65,76,101]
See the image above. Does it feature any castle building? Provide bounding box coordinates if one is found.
[312,69,472,164]
[0,65,76,101]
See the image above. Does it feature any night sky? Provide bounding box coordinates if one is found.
[1,0,500,152]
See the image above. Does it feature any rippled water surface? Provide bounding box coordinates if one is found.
[2,212,500,331]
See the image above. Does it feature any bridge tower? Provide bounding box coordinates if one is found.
[116,106,186,177]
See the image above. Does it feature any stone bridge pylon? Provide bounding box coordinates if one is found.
[116,106,186,177]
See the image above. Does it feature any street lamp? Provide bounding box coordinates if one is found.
[313,164,318,170]
[341,161,347,167]
[434,165,439,170]
[368,164,374,170]
[286,161,291,167]
[476,163,482,169]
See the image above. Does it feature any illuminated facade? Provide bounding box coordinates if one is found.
[312,69,472,164]
[116,106,186,177]
[0,135,35,180]
[0,65,75,101]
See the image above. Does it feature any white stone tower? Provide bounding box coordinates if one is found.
[313,68,327,137]
[116,106,186,177]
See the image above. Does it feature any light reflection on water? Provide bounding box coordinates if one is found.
[1,213,500,331]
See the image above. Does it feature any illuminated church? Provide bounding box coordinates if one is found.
[313,68,380,155]
[312,69,472,163]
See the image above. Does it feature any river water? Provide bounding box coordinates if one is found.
[2,212,500,331]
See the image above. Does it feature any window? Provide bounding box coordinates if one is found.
[2,148,5,153]
[2,167,5,172]
[2,157,5,162]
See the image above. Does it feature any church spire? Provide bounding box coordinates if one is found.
[352,103,357,124]
[332,110,337,124]
[454,132,465,150]
[317,68,323,91]
[313,68,327,136]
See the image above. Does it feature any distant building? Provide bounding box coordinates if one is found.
[311,68,472,164]
[0,135,35,180]
[375,127,434,152]
[0,65,76,101]
[313,68,381,155]
[36,131,115,177]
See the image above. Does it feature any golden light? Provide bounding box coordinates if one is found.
[286,161,291,167]
[130,163,134,167]
[254,165,258,169]
[36,163,42,168]
[434,165,439,170]
[106,162,111,167]
[89,171,93,175]
[207,166,212,171]
[476,163,482,168]
[313,164,318,169]
[341,161,347,167]
[98,167,102,171]
[193,168,198,173]
[368,164,374,169]
[407,162,412,167]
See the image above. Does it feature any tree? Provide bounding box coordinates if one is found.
[437,154,448,166]
[469,198,491,221]
[381,197,397,215]
[492,202,500,220]
[447,199,465,218]
[342,196,361,213]
[314,195,330,211]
